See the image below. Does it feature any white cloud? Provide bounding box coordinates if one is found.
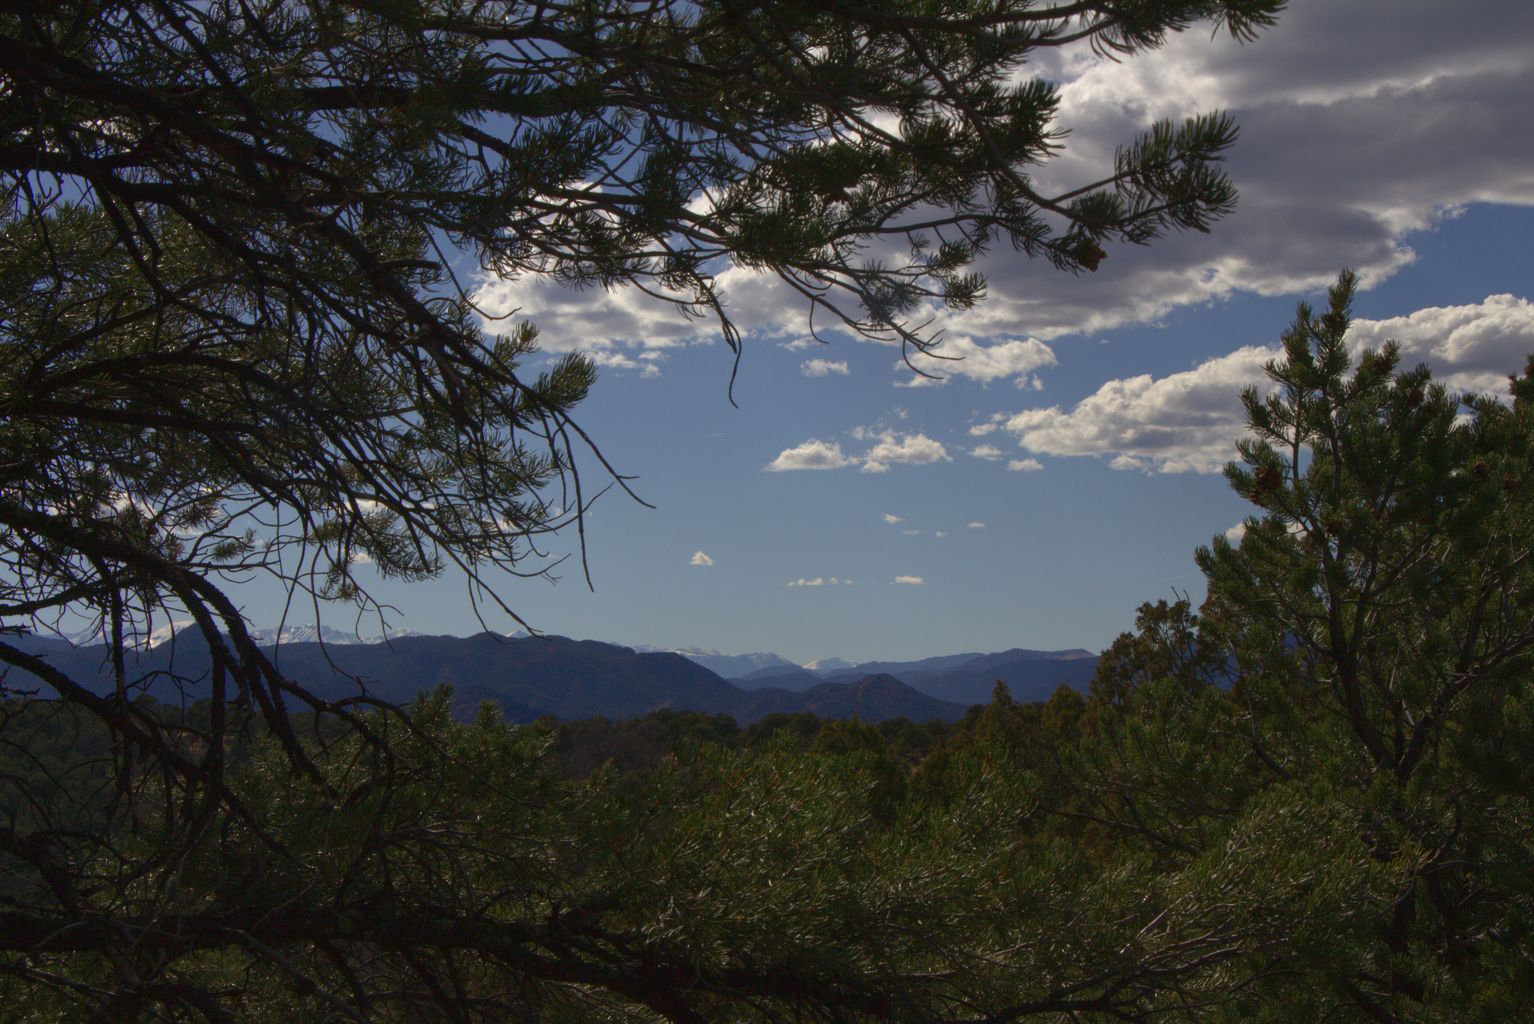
[802,358,850,377]
[1225,522,1248,543]
[1003,344,1278,474]
[968,421,1001,437]
[1345,293,1534,395]
[690,550,715,567]
[765,439,853,472]
[859,431,951,474]
[580,349,668,377]
[971,444,1004,460]
[473,263,802,359]
[999,293,1534,474]
[899,334,1056,387]
[967,521,986,529]
[1110,454,1150,472]
[585,350,642,371]
[881,513,903,524]
[894,575,925,586]
[768,430,951,474]
[902,529,921,536]
[1008,458,1044,472]
[787,577,825,587]
[935,530,947,538]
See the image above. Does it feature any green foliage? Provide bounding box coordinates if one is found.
[18,3,1527,1020]
[1187,274,1534,1019]
[1,19,1284,998]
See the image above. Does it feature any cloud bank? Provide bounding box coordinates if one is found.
[471,1,1534,391]
[999,295,1534,473]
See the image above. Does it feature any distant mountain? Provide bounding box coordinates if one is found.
[247,624,429,646]
[57,619,196,650]
[632,646,798,679]
[732,665,825,691]
[49,622,423,650]
[733,674,968,723]
[817,651,984,680]
[821,647,1094,684]
[2,630,1099,724]
[1,632,973,725]
[803,647,1098,704]
[2,631,722,716]
[907,653,1099,705]
[251,633,751,721]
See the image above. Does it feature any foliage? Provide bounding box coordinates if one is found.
[17,4,1528,1022]
[1192,274,1534,1019]
[1,4,1287,1014]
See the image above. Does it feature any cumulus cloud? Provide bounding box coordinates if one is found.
[967,521,986,529]
[971,444,1004,460]
[859,431,951,474]
[1008,458,1044,472]
[898,335,1057,387]
[474,263,803,358]
[894,575,926,585]
[1225,522,1248,543]
[689,550,715,567]
[802,358,850,377]
[1345,293,1534,395]
[935,530,948,537]
[881,513,904,524]
[1003,343,1275,474]
[771,431,951,473]
[567,349,667,379]
[999,294,1534,474]
[765,439,853,472]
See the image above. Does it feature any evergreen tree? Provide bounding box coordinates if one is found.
[1196,272,1534,1019]
[1066,273,1534,1020]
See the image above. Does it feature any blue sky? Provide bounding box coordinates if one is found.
[248,0,1534,665]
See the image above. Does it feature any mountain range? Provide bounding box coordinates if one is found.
[671,645,1099,706]
[2,629,1099,724]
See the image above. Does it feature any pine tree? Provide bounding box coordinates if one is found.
[1193,273,1534,1019]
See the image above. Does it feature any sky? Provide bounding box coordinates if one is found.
[256,0,1534,665]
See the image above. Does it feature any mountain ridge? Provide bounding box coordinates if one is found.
[2,630,1018,724]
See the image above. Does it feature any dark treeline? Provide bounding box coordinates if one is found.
[543,706,961,778]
